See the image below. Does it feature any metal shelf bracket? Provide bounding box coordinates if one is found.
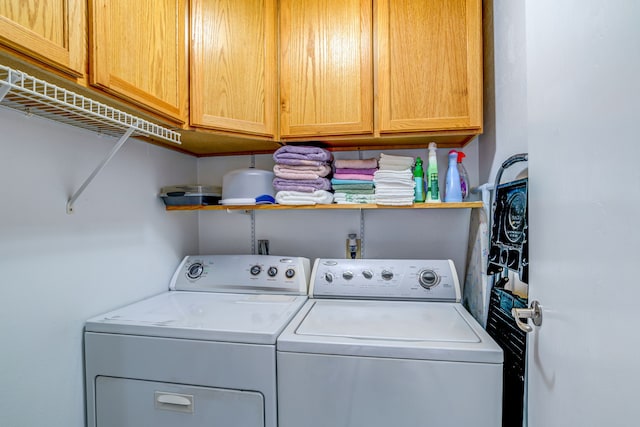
[0,69,22,102]
[0,64,181,214]
[66,124,137,214]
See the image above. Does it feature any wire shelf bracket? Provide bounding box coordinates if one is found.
[0,64,182,214]
[66,125,137,214]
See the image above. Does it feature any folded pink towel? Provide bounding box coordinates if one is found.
[334,158,378,169]
[274,164,332,180]
[333,173,375,181]
[334,168,377,175]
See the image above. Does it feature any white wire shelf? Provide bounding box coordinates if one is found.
[0,64,182,213]
[0,64,181,144]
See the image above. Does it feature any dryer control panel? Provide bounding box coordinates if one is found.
[170,255,310,295]
[310,259,460,302]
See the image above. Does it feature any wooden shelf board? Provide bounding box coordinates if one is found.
[166,201,483,211]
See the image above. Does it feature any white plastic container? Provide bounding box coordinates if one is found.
[221,168,275,205]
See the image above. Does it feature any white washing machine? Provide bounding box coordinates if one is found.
[84,254,310,427]
[277,258,503,427]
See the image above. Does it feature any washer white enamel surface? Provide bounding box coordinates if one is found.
[276,258,503,427]
[86,291,306,344]
[279,299,501,363]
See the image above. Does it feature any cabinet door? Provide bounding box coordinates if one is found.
[89,0,188,123]
[280,0,373,138]
[191,0,277,137]
[377,0,482,133]
[0,0,85,77]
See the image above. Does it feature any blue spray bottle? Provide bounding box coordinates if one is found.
[444,150,462,202]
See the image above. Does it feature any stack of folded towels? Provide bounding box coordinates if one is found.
[272,145,334,205]
[373,153,416,206]
[331,158,378,204]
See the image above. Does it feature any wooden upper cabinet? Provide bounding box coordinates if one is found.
[89,0,188,124]
[190,0,277,137]
[0,0,86,77]
[377,0,482,134]
[280,0,373,138]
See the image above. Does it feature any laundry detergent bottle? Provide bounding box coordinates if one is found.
[444,150,462,202]
[425,143,441,203]
[457,151,470,200]
[413,157,425,202]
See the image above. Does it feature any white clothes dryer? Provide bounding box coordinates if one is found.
[84,254,310,427]
[277,258,503,427]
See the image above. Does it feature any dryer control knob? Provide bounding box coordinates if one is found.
[362,270,373,279]
[342,271,354,280]
[418,269,440,289]
[285,268,296,278]
[250,265,262,276]
[267,267,278,277]
[187,262,204,280]
[381,270,394,281]
[324,272,334,283]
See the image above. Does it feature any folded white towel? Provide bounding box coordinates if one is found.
[374,179,415,187]
[374,168,413,178]
[378,154,415,170]
[375,188,415,196]
[374,169,414,189]
[275,190,334,205]
[375,198,415,206]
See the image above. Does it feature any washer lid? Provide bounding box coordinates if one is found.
[85,291,307,345]
[277,300,503,363]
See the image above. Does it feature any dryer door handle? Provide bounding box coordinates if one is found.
[155,392,194,413]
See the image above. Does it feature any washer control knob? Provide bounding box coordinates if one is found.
[250,265,262,276]
[187,262,204,280]
[324,272,334,283]
[285,268,296,278]
[267,266,278,277]
[342,271,354,280]
[381,270,394,281]
[362,270,373,279]
[418,269,439,289]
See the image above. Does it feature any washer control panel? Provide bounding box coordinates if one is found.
[170,255,310,295]
[310,259,460,302]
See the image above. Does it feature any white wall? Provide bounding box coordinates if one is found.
[479,0,529,184]
[0,108,198,427]
[197,142,481,276]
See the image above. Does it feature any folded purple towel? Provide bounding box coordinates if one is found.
[273,145,332,162]
[272,177,332,193]
[335,168,377,175]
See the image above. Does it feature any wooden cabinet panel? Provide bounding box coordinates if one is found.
[89,0,188,123]
[0,0,85,76]
[190,0,277,137]
[280,0,373,138]
[377,0,482,133]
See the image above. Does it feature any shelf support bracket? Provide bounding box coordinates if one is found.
[250,210,256,254]
[360,209,366,258]
[0,70,22,102]
[66,124,137,214]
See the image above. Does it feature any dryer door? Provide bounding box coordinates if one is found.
[95,376,264,427]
